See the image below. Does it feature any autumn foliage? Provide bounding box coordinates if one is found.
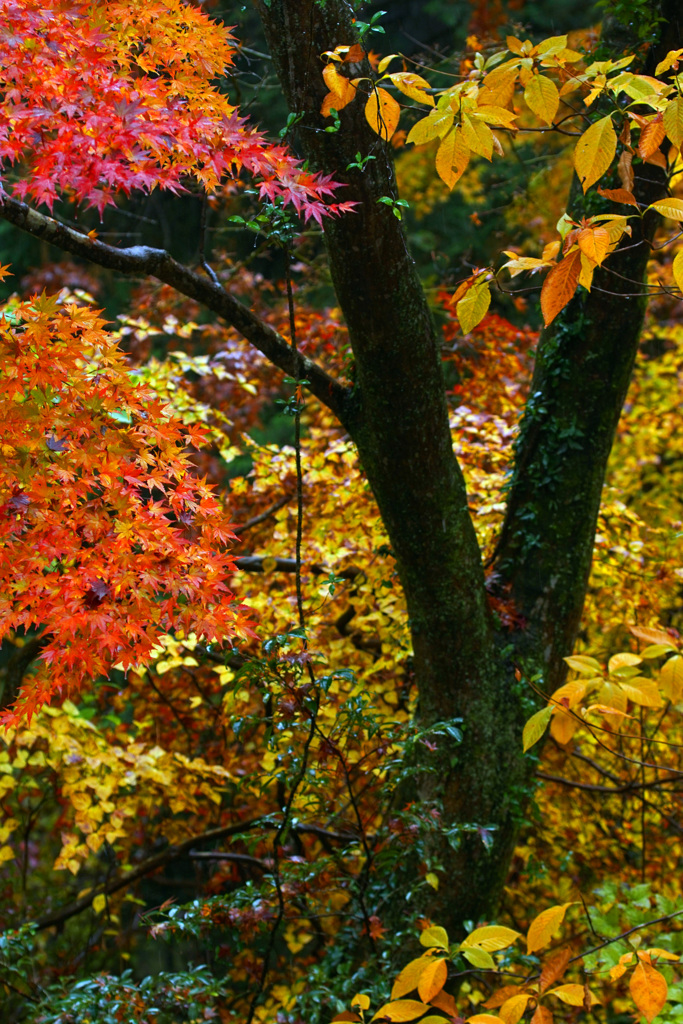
[2,2,683,1024]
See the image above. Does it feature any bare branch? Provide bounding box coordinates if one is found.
[0,194,355,427]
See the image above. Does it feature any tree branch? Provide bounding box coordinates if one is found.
[33,816,363,932]
[0,194,354,427]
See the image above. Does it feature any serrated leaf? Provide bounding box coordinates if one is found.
[573,115,617,192]
[461,925,521,952]
[525,74,559,124]
[540,249,581,326]
[365,87,400,140]
[523,706,553,751]
[526,903,576,954]
[420,926,450,950]
[630,961,668,1024]
[456,280,491,334]
[418,958,448,1002]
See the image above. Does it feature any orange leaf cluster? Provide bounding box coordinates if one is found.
[0,292,253,721]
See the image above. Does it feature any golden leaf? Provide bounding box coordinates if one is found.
[573,115,617,192]
[435,128,470,188]
[365,87,401,140]
[456,279,491,334]
[630,961,668,1024]
[540,248,581,325]
[391,956,433,999]
[526,904,577,954]
[524,74,559,125]
[417,958,448,1003]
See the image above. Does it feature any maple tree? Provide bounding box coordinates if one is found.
[2,0,683,1022]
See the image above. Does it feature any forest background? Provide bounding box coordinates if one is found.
[2,1,683,1023]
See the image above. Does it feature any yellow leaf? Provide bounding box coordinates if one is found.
[93,893,107,914]
[322,64,357,109]
[371,1000,432,1022]
[426,872,439,890]
[547,984,598,1007]
[476,105,518,128]
[435,127,470,189]
[463,947,496,970]
[388,71,435,106]
[578,253,595,292]
[525,74,559,124]
[659,655,683,702]
[352,994,371,1011]
[618,678,663,707]
[456,279,491,334]
[484,987,523,1010]
[420,925,449,950]
[461,114,494,160]
[540,249,581,326]
[407,109,454,146]
[461,925,521,952]
[630,961,668,1024]
[523,706,553,752]
[418,958,448,1002]
[526,903,577,954]
[392,956,433,999]
[648,197,683,221]
[609,652,642,673]
[469,1016,504,1024]
[573,115,617,192]
[499,994,531,1024]
[365,87,401,140]
[577,226,610,265]
[646,948,680,962]
[0,845,15,865]
[673,251,683,293]
[378,54,400,73]
[663,96,683,148]
[480,63,519,107]
[655,49,683,76]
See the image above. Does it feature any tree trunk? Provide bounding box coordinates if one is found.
[253,0,681,939]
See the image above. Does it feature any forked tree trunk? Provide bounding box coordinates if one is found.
[253,0,679,939]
